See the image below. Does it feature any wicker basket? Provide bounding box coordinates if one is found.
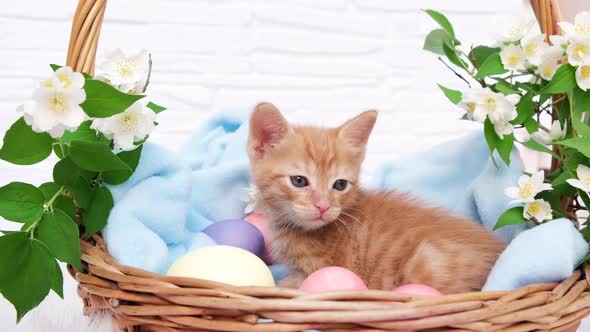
[66,0,590,331]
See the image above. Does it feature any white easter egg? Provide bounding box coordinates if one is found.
[167,245,275,287]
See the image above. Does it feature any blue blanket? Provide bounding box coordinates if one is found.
[103,110,588,290]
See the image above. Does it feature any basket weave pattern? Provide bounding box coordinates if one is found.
[67,0,590,331]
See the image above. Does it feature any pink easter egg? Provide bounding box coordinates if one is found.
[392,284,443,296]
[244,213,274,263]
[299,266,368,292]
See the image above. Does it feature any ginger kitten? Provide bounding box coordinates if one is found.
[247,103,506,294]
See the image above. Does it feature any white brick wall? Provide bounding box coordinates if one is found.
[5,1,588,331]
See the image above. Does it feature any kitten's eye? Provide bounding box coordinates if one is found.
[333,179,348,191]
[290,176,309,188]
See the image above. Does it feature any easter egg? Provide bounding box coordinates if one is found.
[244,213,274,263]
[299,266,367,292]
[203,220,265,259]
[392,284,443,296]
[167,245,275,287]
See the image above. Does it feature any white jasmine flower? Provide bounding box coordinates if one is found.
[498,16,535,43]
[523,199,553,222]
[493,121,514,139]
[20,81,87,138]
[575,65,590,91]
[505,171,552,204]
[458,87,485,121]
[559,11,590,41]
[566,39,590,66]
[531,121,567,144]
[500,45,527,71]
[536,46,565,80]
[241,183,263,214]
[521,34,549,65]
[549,35,569,49]
[566,164,590,192]
[53,67,85,90]
[91,101,155,150]
[473,88,519,125]
[98,49,149,94]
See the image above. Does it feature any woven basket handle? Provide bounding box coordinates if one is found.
[66,0,107,75]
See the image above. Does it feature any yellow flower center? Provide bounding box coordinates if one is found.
[118,60,136,78]
[525,43,537,55]
[57,75,72,88]
[575,44,587,57]
[120,113,138,132]
[543,64,554,77]
[466,102,476,113]
[527,202,540,215]
[43,80,54,88]
[581,66,590,80]
[50,95,66,113]
[519,183,534,198]
[584,176,590,187]
[507,54,521,66]
[486,97,497,110]
[575,24,590,35]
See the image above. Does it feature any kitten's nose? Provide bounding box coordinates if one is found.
[314,201,330,215]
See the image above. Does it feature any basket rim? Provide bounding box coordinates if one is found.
[69,234,590,332]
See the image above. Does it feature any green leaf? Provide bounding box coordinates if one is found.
[437,84,462,104]
[54,196,77,221]
[0,232,54,322]
[475,52,507,79]
[483,118,499,154]
[69,140,131,172]
[146,102,166,114]
[496,134,514,165]
[84,186,114,237]
[423,29,453,55]
[0,117,53,165]
[523,117,540,134]
[512,92,535,124]
[574,86,590,113]
[483,118,513,165]
[53,142,69,159]
[37,210,82,270]
[541,64,577,94]
[494,80,520,95]
[103,145,143,185]
[424,9,455,38]
[552,169,574,186]
[520,139,562,160]
[555,138,590,158]
[66,177,93,209]
[53,157,96,186]
[60,121,101,144]
[469,46,501,69]
[80,79,145,118]
[49,259,63,298]
[0,182,45,223]
[49,64,62,71]
[39,182,61,200]
[442,43,467,69]
[572,88,590,137]
[494,206,527,230]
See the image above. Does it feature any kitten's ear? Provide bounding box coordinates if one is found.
[338,110,377,149]
[248,102,290,159]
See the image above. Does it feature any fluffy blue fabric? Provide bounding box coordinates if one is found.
[371,130,527,242]
[483,219,588,291]
[103,110,587,290]
[103,109,252,274]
